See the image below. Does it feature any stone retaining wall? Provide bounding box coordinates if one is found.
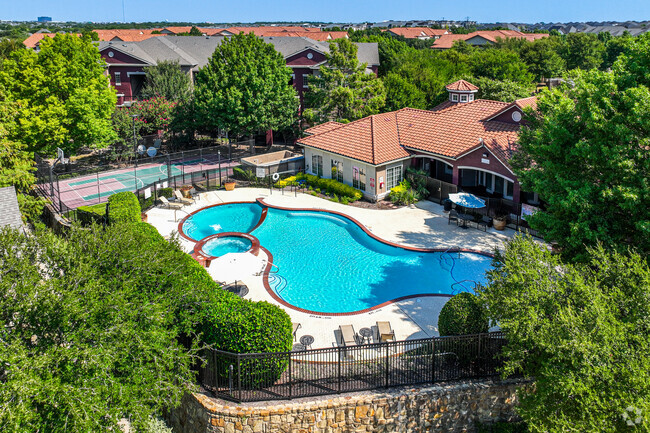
[168,379,528,433]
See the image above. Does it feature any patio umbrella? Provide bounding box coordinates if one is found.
[447,192,486,209]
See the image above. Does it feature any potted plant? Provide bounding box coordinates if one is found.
[180,185,192,198]
[224,179,236,191]
[492,212,508,231]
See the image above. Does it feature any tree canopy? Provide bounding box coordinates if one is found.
[141,60,192,102]
[192,32,298,137]
[0,34,116,156]
[303,38,386,124]
[512,35,650,261]
[480,235,650,432]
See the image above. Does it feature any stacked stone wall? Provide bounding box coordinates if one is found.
[168,379,529,433]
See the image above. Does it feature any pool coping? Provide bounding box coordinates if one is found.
[178,198,495,317]
[194,232,261,260]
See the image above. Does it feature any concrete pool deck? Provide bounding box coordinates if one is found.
[146,187,520,349]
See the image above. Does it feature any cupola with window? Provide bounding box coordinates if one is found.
[445,79,479,103]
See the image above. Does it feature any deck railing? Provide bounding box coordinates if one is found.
[198,331,507,402]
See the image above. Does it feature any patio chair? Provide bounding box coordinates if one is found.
[339,324,359,347]
[159,196,184,210]
[476,215,490,232]
[174,189,194,205]
[292,322,301,342]
[448,209,459,226]
[376,321,396,343]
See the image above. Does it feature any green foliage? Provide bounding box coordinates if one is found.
[557,33,605,71]
[304,39,386,124]
[201,298,293,386]
[383,72,427,110]
[295,173,363,201]
[389,179,419,205]
[480,235,650,432]
[141,60,192,102]
[77,202,107,226]
[517,37,566,80]
[193,32,298,136]
[0,88,44,221]
[438,292,489,336]
[139,187,173,210]
[468,48,534,84]
[512,40,650,261]
[0,223,219,431]
[477,421,528,433]
[107,191,141,224]
[471,77,534,102]
[0,34,116,156]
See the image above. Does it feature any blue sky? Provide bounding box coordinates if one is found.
[4,0,650,24]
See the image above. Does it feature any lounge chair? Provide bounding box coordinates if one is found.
[448,209,459,226]
[159,196,184,210]
[340,325,359,347]
[292,322,301,342]
[174,190,194,205]
[376,321,395,343]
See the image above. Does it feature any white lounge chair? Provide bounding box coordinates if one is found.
[340,325,359,347]
[376,321,396,343]
[159,196,184,210]
[174,189,194,205]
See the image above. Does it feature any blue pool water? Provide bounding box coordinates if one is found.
[182,203,492,314]
[183,203,263,240]
[202,236,252,257]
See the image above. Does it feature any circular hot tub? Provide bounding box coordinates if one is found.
[195,232,260,259]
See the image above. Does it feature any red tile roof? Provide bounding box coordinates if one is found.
[304,121,345,135]
[259,30,348,41]
[23,32,81,48]
[299,113,410,165]
[94,29,164,42]
[514,96,538,110]
[431,31,549,49]
[385,27,448,39]
[446,79,479,91]
[298,100,524,168]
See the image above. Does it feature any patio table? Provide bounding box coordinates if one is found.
[359,327,373,344]
[299,335,314,349]
[457,213,473,229]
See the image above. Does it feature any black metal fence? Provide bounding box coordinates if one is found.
[198,332,506,403]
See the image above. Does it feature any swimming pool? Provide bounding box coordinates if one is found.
[181,201,492,315]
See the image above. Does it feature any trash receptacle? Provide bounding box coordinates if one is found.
[443,199,452,212]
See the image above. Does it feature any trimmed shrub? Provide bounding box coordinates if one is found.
[295,173,362,201]
[438,292,489,336]
[201,298,293,386]
[77,202,107,226]
[108,192,141,224]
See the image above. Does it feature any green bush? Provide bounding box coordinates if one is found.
[139,187,173,210]
[477,421,528,433]
[389,179,419,205]
[438,292,489,336]
[201,298,293,386]
[77,202,107,226]
[295,173,363,201]
[108,192,141,224]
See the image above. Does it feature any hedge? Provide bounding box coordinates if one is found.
[275,173,363,201]
[438,292,489,336]
[108,192,141,224]
[77,202,107,226]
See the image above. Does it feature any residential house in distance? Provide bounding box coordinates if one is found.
[431,30,548,49]
[384,27,448,40]
[0,186,23,230]
[98,36,379,108]
[298,80,539,207]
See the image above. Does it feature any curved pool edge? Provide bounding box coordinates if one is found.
[195,232,261,260]
[177,198,495,317]
[177,200,266,242]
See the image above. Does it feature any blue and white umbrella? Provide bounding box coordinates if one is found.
[448,192,486,209]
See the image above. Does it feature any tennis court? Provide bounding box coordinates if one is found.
[55,157,236,209]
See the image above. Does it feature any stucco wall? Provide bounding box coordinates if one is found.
[168,378,528,433]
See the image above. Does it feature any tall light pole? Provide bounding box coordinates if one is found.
[131,114,138,153]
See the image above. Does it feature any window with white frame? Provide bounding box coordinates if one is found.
[461,94,468,102]
[386,165,402,190]
[353,166,366,191]
[115,72,121,86]
[331,159,343,182]
[302,74,309,88]
[311,154,323,177]
[469,94,474,101]
[359,168,366,191]
[452,93,459,102]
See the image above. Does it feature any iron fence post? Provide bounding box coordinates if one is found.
[337,346,342,393]
[431,339,436,383]
[288,352,292,399]
[237,354,242,402]
[385,343,389,388]
[228,364,233,396]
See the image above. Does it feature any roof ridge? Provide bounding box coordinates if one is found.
[370,114,376,164]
